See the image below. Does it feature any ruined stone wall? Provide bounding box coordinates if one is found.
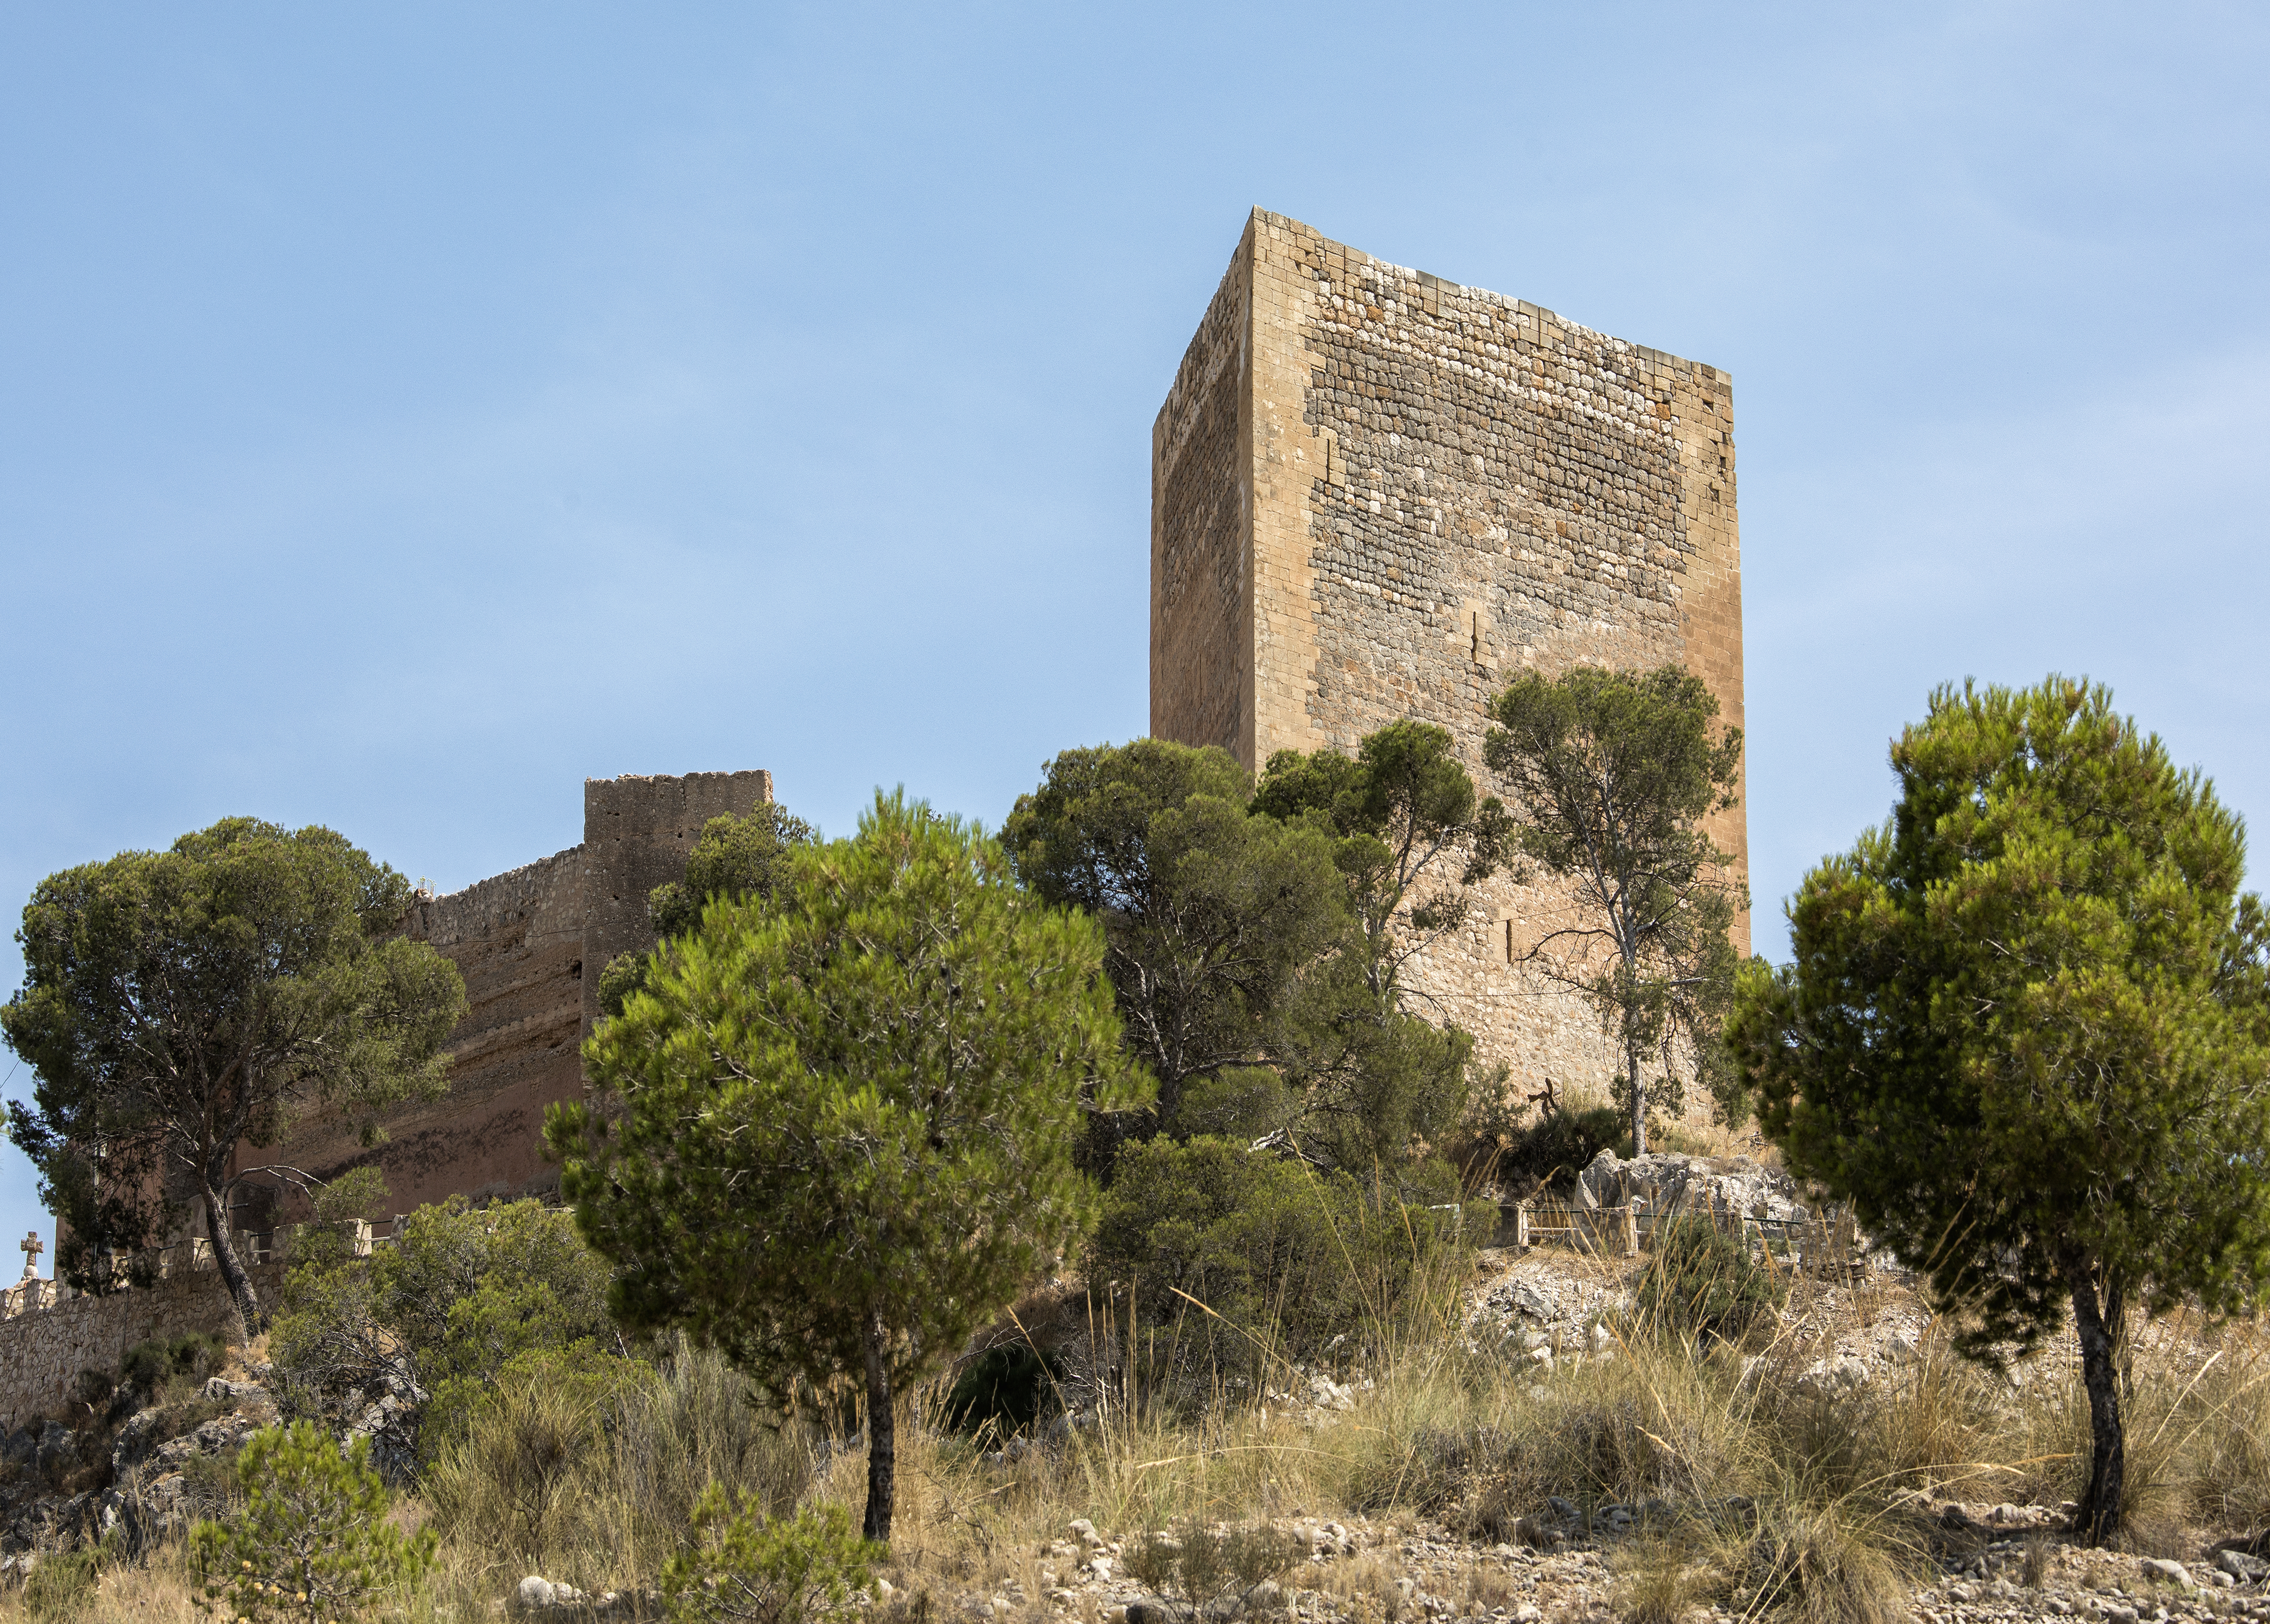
[1152,210,1747,1109]
[0,1263,285,1426]
[238,769,775,1226]
[581,772,776,1030]
[13,769,778,1420]
[261,848,589,1219]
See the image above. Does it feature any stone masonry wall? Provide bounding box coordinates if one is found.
[260,847,590,1219]
[1152,236,1253,761]
[16,770,776,1422]
[225,770,774,1228]
[0,1263,285,1426]
[1153,210,1748,1112]
[581,772,776,1031]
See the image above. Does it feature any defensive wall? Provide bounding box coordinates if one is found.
[0,770,771,1420]
[1153,209,1748,1105]
[240,769,776,1225]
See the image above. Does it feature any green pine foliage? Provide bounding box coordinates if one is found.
[1002,739,1346,1151]
[1,819,466,1333]
[190,1421,436,1624]
[268,1196,617,1463]
[1727,675,2270,1542]
[1485,666,1745,1155]
[1632,1215,1785,1344]
[941,1345,1064,1437]
[550,790,1150,1541]
[599,801,817,1018]
[1003,730,1492,1181]
[1251,718,1513,1011]
[1087,1135,1465,1373]
[661,1492,883,1624]
[1476,1103,1630,1195]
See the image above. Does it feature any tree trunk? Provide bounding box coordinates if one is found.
[2065,1253,2126,1545]
[1627,1039,1648,1158]
[861,1307,896,1544]
[202,1185,260,1344]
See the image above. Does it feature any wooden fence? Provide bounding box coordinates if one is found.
[1499,1195,1871,1276]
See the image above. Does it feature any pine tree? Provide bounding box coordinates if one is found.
[548,791,1147,1542]
[3,819,464,1336]
[1726,676,2270,1542]
[1484,666,1745,1154]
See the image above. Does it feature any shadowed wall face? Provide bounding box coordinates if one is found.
[1151,210,1746,1103]
[1151,247,1253,762]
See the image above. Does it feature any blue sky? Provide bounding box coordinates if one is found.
[4,3,2266,1265]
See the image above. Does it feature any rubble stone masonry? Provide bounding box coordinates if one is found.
[1153,210,1748,1107]
[0,1263,286,1427]
[231,770,776,1228]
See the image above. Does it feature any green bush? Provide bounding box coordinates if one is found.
[22,1544,105,1622]
[661,1491,882,1624]
[942,1346,1062,1437]
[1088,1135,1465,1372]
[1634,1214,1786,1344]
[1508,1106,1629,1192]
[190,1420,435,1624]
[1172,1068,1296,1143]
[120,1332,227,1399]
[268,1196,618,1463]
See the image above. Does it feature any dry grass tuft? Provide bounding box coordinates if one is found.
[21,1241,2270,1624]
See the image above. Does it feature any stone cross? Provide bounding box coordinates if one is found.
[19,1230,42,1281]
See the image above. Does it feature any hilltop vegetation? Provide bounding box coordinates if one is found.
[6,670,2270,1624]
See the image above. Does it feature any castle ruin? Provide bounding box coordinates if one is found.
[4,210,1752,1413]
[251,770,778,1224]
[1152,209,1748,1101]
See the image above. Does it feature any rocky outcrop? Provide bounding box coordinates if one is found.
[1573,1150,1810,1223]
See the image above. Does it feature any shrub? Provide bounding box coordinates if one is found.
[1088,1135,1465,1374]
[22,1544,104,1622]
[1634,1215,1785,1345]
[1739,1502,1907,1624]
[421,1346,644,1567]
[120,1332,227,1400]
[190,1420,435,1624]
[69,1368,116,1414]
[1509,1106,1629,1192]
[268,1196,618,1466]
[661,1492,882,1624]
[1123,1520,1306,1608]
[942,1346,1062,1438]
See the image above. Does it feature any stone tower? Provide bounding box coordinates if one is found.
[1151,209,1747,1101]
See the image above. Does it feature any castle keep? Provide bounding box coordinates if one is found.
[1153,210,1748,1099]
[4,211,1751,1413]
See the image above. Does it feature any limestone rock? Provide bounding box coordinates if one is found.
[1575,1150,1809,1224]
[2139,1558,2193,1588]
